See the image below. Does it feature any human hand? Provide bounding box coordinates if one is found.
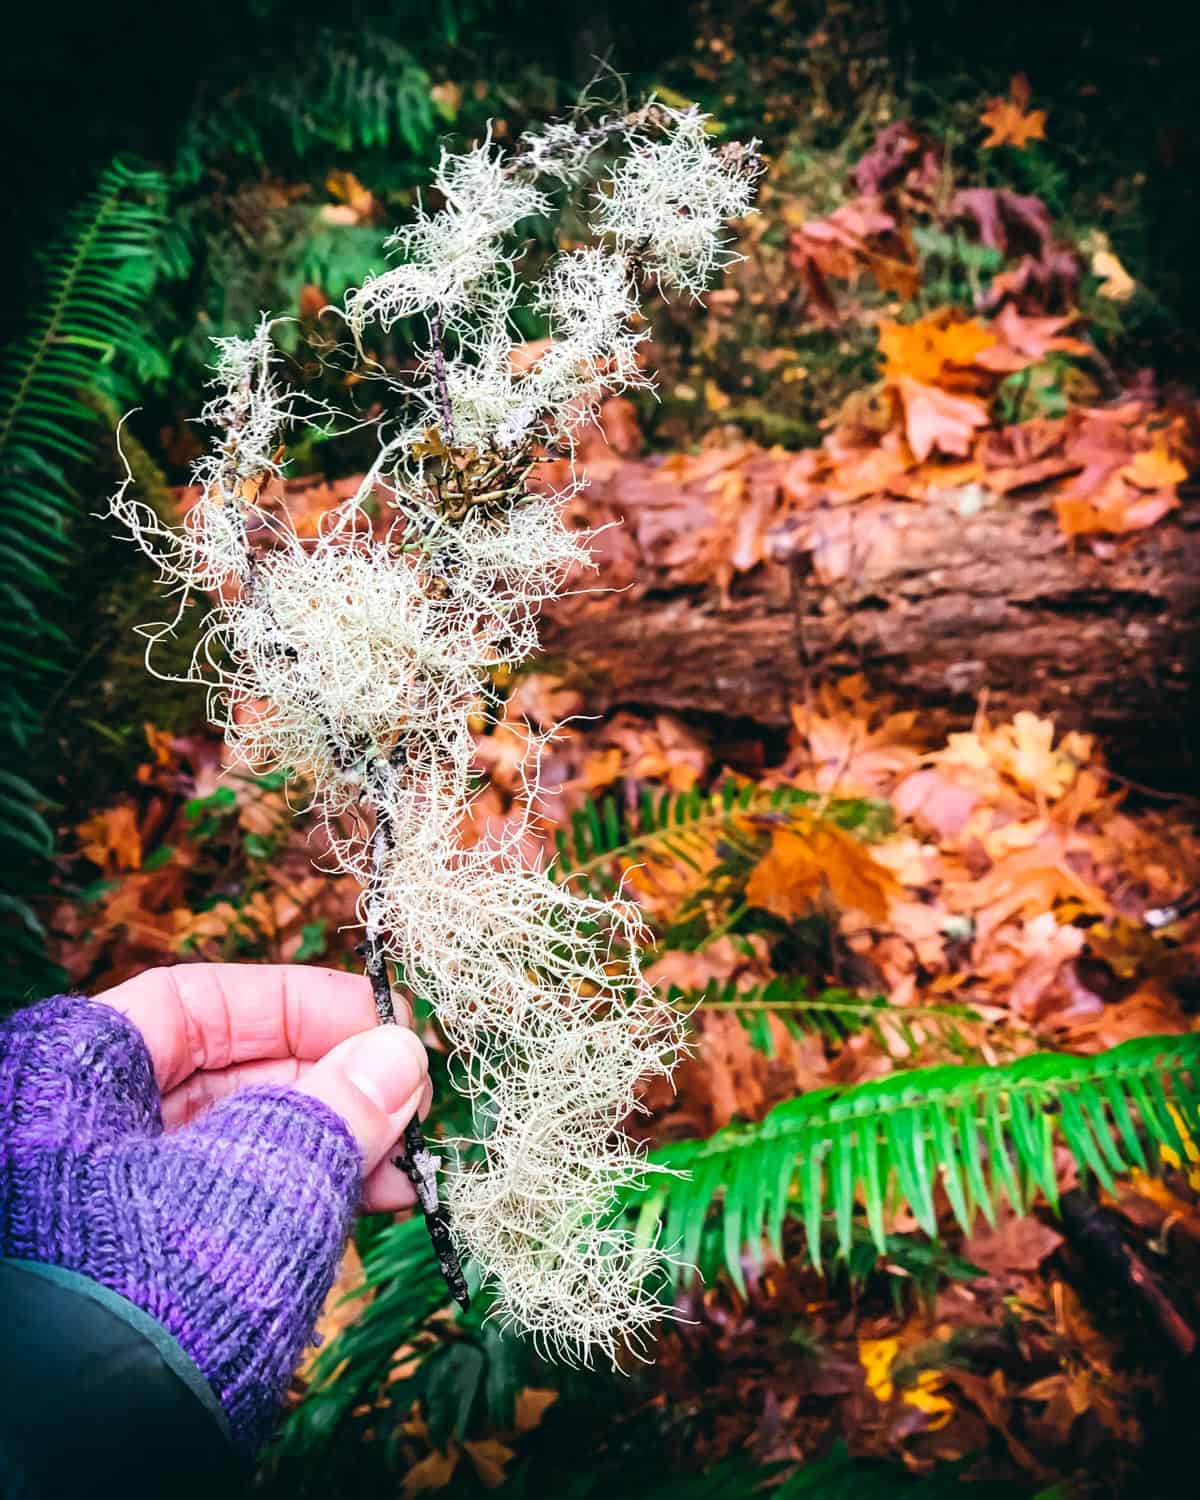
[0,965,431,1451]
[100,962,431,1212]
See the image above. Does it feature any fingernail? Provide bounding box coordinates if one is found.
[396,1082,428,1130]
[344,1028,428,1114]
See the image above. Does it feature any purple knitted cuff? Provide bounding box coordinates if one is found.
[0,995,363,1452]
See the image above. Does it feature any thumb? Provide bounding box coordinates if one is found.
[297,1025,429,1175]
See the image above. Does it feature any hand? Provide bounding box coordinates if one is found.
[0,966,434,1450]
[99,962,431,1212]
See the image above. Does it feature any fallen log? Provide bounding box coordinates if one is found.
[539,445,1200,783]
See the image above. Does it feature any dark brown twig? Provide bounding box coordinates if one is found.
[362,764,470,1311]
[428,313,456,448]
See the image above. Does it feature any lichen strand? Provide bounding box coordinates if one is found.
[110,102,761,1365]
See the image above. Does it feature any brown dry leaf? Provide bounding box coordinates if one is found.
[171,900,241,947]
[508,337,554,374]
[746,817,900,924]
[75,804,142,873]
[472,721,535,794]
[963,834,1109,944]
[784,678,922,795]
[603,712,710,791]
[576,747,624,793]
[895,377,990,462]
[961,1208,1064,1277]
[505,672,584,728]
[140,722,178,772]
[973,306,1092,372]
[893,768,979,838]
[1054,474,1179,538]
[463,1439,516,1490]
[402,1445,461,1496]
[513,1388,558,1433]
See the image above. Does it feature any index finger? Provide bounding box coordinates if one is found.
[97,962,395,1091]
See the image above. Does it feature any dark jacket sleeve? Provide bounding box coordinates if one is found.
[0,1259,248,1499]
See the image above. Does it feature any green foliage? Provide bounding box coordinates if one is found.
[174,30,441,186]
[635,1033,1200,1295]
[497,1438,1033,1500]
[551,779,892,959]
[277,1214,453,1456]
[0,155,167,1003]
[676,975,981,1058]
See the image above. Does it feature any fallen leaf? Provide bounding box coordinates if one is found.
[1090,246,1136,302]
[746,817,900,924]
[1120,440,1187,490]
[76,805,142,873]
[979,76,1047,150]
[402,1446,460,1496]
[878,313,996,387]
[514,1387,558,1433]
[464,1439,516,1490]
[859,1336,954,1428]
[895,377,990,462]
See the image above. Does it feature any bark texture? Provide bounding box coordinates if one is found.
[539,447,1200,781]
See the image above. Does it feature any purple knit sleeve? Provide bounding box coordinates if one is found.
[0,995,363,1452]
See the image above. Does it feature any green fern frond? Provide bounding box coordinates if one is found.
[0,156,165,730]
[174,31,438,183]
[672,977,981,1058]
[0,155,166,1004]
[551,779,888,901]
[633,1032,1200,1293]
[276,1214,451,1456]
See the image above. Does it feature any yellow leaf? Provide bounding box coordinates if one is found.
[412,426,450,461]
[1159,1103,1200,1188]
[859,1337,953,1429]
[704,379,731,412]
[860,1336,901,1401]
[324,169,375,221]
[1092,248,1135,302]
[1120,440,1187,491]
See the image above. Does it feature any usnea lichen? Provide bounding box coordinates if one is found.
[110,101,761,1365]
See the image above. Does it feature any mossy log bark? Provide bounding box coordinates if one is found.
[538,450,1200,784]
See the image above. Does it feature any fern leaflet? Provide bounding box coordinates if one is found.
[632,1032,1200,1293]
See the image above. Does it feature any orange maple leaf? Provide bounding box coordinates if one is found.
[1055,472,1179,538]
[75,804,142,873]
[745,816,900,924]
[878,312,996,387]
[980,75,1047,149]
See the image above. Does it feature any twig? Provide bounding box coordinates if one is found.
[246,502,469,1310]
[428,313,456,448]
[363,756,470,1311]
